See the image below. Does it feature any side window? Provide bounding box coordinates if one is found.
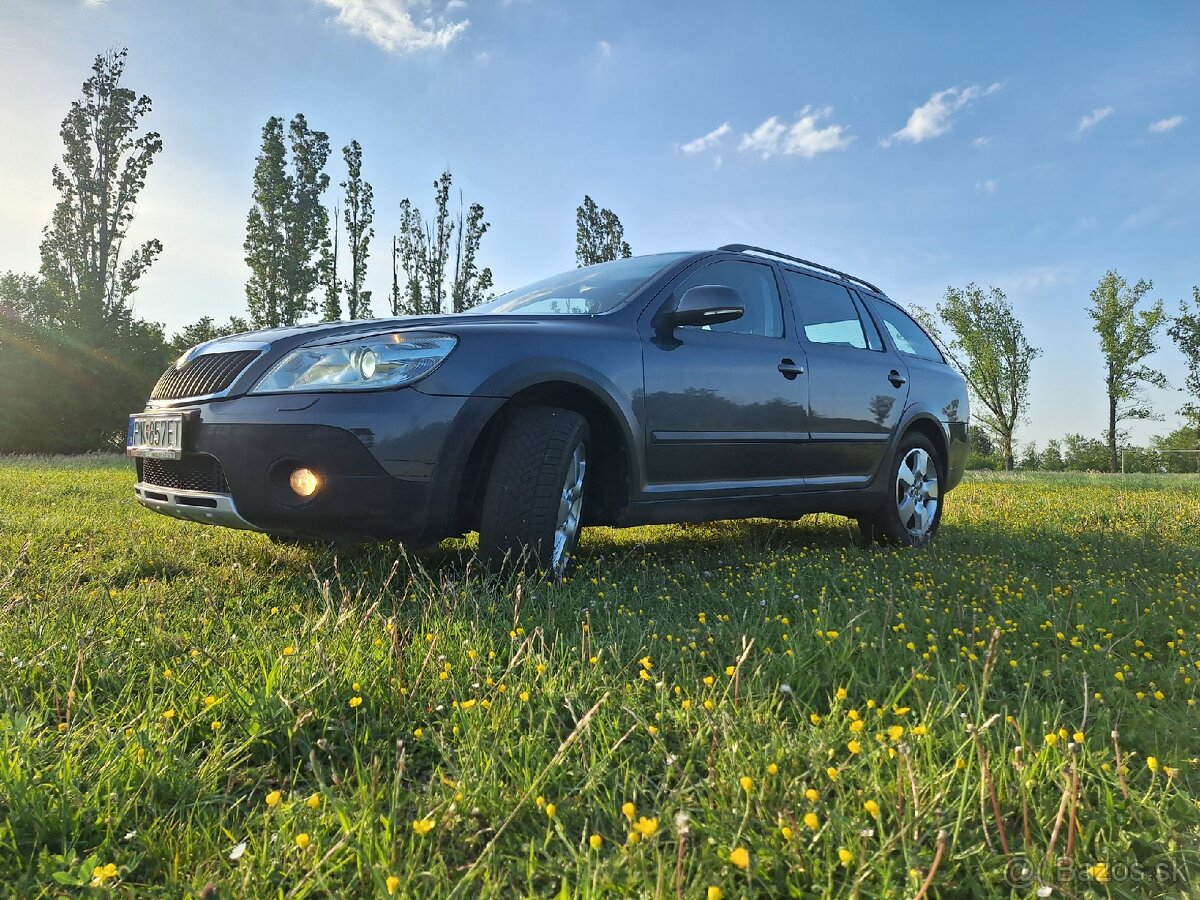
[672,260,783,337]
[783,270,870,349]
[867,299,944,362]
[851,293,885,351]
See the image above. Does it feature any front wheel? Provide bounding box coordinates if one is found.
[858,433,943,547]
[478,406,590,578]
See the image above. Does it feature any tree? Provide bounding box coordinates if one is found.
[244,114,331,328]
[341,140,374,319]
[914,284,1040,471]
[1039,438,1064,471]
[575,195,631,266]
[1061,433,1110,472]
[0,49,171,454]
[319,203,341,322]
[393,170,492,316]
[168,315,251,356]
[1151,424,1200,473]
[1017,442,1041,470]
[1167,286,1200,427]
[1086,271,1167,472]
[39,48,162,333]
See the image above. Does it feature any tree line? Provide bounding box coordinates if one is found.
[0,49,631,453]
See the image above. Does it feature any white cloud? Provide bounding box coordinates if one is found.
[446,0,467,9]
[738,107,853,159]
[597,40,612,57]
[1149,115,1184,133]
[679,122,730,155]
[315,0,468,53]
[1076,107,1113,134]
[973,136,992,147]
[977,178,998,194]
[885,83,1003,146]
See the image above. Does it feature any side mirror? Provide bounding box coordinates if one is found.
[669,285,744,328]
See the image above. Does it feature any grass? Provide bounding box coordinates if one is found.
[1,459,1198,897]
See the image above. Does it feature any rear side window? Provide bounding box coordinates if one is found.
[867,298,944,362]
[783,270,870,349]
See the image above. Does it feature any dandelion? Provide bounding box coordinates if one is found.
[519,691,530,702]
[386,875,401,895]
[1044,733,1059,747]
[412,818,435,835]
[739,776,753,792]
[306,793,321,809]
[349,696,363,708]
[632,816,658,838]
[803,812,820,831]
[725,666,736,676]
[703,675,715,686]
[805,788,819,803]
[203,695,218,707]
[826,767,840,781]
[265,790,283,808]
[848,740,862,755]
[589,834,603,850]
[211,720,223,731]
[835,687,848,700]
[283,646,295,656]
[1088,863,1109,883]
[887,725,904,741]
[728,847,750,870]
[707,888,724,900]
[459,699,477,710]
[766,763,779,775]
[545,803,556,818]
[864,799,881,817]
[780,825,794,840]
[161,709,175,720]
[622,802,636,821]
[838,847,853,866]
[295,832,310,850]
[1147,756,1160,772]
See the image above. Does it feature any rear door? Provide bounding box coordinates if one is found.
[780,269,907,486]
[639,258,809,492]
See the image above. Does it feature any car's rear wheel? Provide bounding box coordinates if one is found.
[858,432,943,547]
[478,406,590,578]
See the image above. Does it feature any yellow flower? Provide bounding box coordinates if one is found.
[89,863,119,887]
[161,709,175,720]
[295,832,310,850]
[1044,733,1059,747]
[203,695,218,707]
[265,790,283,808]
[632,816,658,838]
[210,720,223,731]
[707,888,724,900]
[849,719,865,733]
[519,691,530,702]
[835,687,848,700]
[805,788,819,803]
[621,801,636,820]
[1073,731,1085,742]
[725,666,736,677]
[412,818,435,835]
[1147,756,1160,772]
[887,725,904,741]
[728,847,750,870]
[766,763,779,775]
[826,767,839,781]
[386,875,401,895]
[460,699,477,710]
[545,803,556,818]
[349,696,363,708]
[703,675,715,686]
[739,776,753,792]
[639,656,652,670]
[647,724,659,735]
[589,833,603,850]
[803,812,820,831]
[1088,863,1109,883]
[838,847,853,866]
[306,793,321,809]
[848,740,862,755]
[780,825,794,840]
[864,799,880,817]
[283,646,295,656]
[162,667,173,679]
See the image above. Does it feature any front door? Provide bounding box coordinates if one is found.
[640,259,809,492]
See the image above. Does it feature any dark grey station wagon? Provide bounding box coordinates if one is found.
[129,245,968,576]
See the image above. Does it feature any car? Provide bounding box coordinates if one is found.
[128,244,968,577]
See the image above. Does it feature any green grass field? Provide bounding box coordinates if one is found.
[1,458,1198,897]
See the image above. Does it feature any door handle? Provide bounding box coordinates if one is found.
[778,359,805,379]
[888,370,907,388]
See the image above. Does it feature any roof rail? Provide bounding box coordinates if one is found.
[718,244,883,296]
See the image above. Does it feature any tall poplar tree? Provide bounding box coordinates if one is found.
[244,114,331,327]
[575,195,631,267]
[1167,286,1200,427]
[1086,270,1167,472]
[341,140,374,319]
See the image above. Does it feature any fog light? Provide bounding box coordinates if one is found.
[289,467,321,498]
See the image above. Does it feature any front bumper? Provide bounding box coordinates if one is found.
[132,389,504,544]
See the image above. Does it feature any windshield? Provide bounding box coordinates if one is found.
[462,253,691,316]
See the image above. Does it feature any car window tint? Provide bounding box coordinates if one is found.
[674,260,783,337]
[783,271,869,349]
[867,298,944,362]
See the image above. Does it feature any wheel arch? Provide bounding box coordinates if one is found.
[899,413,950,480]
[455,380,634,532]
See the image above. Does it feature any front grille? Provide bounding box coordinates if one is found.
[139,455,230,494]
[150,350,260,400]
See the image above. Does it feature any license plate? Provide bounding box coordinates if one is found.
[127,413,184,459]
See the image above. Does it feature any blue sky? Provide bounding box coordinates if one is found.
[1,0,1197,446]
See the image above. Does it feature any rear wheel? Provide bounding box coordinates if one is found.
[858,433,943,547]
[478,406,590,578]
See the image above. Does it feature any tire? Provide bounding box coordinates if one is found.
[858,432,943,547]
[478,406,590,578]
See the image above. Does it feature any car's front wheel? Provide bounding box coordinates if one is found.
[478,406,590,578]
[858,432,943,547]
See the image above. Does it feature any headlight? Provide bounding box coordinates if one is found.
[250,331,458,394]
